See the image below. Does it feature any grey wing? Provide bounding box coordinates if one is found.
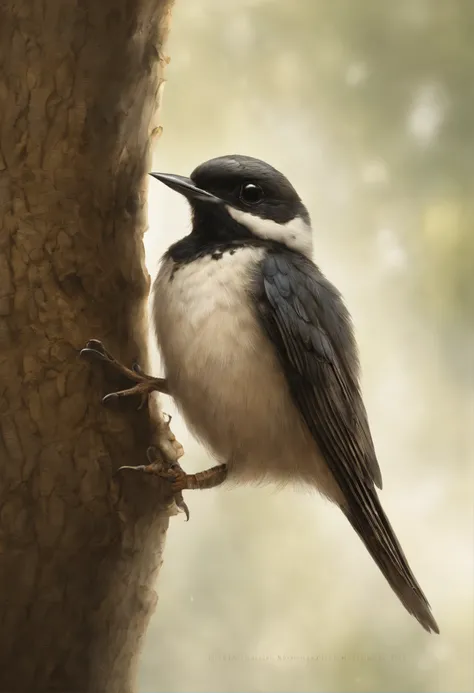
[254,251,438,634]
[258,251,382,491]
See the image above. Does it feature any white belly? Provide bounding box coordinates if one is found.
[152,246,338,497]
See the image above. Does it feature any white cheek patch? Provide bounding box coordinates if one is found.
[227,206,313,257]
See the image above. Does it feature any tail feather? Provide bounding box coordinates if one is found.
[344,492,439,634]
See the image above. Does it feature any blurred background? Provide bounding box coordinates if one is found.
[139,1,474,691]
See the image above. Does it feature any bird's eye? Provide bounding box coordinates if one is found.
[239,182,264,205]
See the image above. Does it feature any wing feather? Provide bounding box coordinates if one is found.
[254,250,438,633]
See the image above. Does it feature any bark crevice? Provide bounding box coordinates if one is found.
[0,1,175,691]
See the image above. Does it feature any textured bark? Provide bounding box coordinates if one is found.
[0,1,175,691]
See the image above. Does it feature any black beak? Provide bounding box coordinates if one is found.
[149,172,221,204]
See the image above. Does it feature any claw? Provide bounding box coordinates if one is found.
[102,392,120,405]
[115,464,148,474]
[137,394,148,411]
[132,362,146,375]
[86,339,107,352]
[80,347,110,363]
[119,447,191,518]
[116,454,191,520]
[176,497,190,521]
[80,339,113,363]
[81,339,169,403]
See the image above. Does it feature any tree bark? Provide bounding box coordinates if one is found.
[0,1,175,691]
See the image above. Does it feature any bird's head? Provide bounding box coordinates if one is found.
[150,155,313,256]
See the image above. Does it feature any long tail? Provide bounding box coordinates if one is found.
[343,491,439,634]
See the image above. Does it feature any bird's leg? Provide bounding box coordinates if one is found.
[118,447,228,521]
[81,340,228,520]
[80,339,169,408]
[118,450,228,491]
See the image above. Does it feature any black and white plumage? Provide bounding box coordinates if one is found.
[150,154,439,634]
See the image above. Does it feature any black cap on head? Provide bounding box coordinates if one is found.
[150,155,310,226]
[190,155,309,225]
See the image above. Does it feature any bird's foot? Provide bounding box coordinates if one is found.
[117,449,228,520]
[80,339,169,409]
[81,342,187,515]
[117,446,191,519]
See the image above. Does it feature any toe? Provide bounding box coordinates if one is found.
[86,339,105,351]
[80,347,109,363]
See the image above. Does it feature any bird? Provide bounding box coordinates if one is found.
[84,154,439,634]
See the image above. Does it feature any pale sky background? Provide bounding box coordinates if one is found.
[137,1,474,691]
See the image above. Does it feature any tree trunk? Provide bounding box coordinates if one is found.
[0,1,175,691]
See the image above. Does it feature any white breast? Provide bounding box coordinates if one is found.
[152,246,339,499]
